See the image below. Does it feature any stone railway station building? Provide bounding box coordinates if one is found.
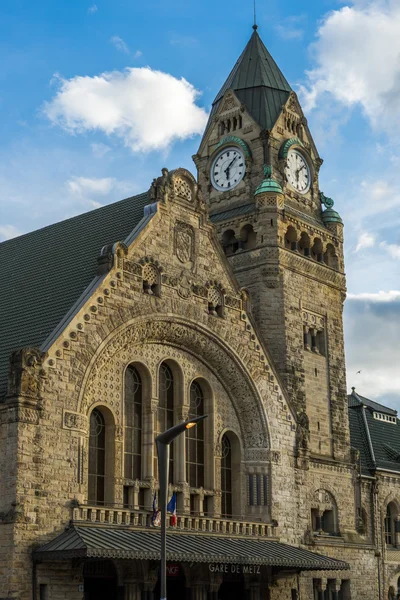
[1,26,400,600]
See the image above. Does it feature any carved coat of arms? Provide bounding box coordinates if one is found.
[175,223,194,264]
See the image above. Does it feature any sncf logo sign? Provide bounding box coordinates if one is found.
[166,564,180,577]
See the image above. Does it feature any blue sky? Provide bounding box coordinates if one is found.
[1,0,400,406]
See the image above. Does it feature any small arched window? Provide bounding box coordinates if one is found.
[186,381,205,489]
[285,226,298,251]
[158,363,174,483]
[385,502,397,546]
[240,224,257,251]
[324,243,338,269]
[124,366,142,481]
[88,409,106,505]
[222,229,239,255]
[299,232,311,257]
[221,434,232,518]
[311,238,323,262]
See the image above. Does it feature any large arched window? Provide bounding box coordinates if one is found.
[124,366,142,481]
[88,409,106,505]
[221,434,232,517]
[186,381,205,488]
[158,363,174,483]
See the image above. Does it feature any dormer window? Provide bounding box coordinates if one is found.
[373,412,396,424]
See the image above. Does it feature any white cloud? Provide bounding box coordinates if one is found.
[88,4,97,14]
[275,15,305,41]
[67,176,120,196]
[43,68,208,153]
[0,224,23,241]
[91,142,111,158]
[355,231,375,252]
[380,241,400,259]
[345,294,400,408]
[110,36,129,55]
[347,290,400,302]
[300,1,400,133]
[133,50,142,59]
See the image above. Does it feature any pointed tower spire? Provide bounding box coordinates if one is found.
[206,29,292,134]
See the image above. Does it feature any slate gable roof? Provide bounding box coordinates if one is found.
[204,29,292,137]
[348,389,400,475]
[0,191,150,398]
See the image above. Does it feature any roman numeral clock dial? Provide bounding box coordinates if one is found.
[284,149,311,194]
[211,147,246,192]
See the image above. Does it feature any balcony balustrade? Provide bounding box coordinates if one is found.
[72,505,277,539]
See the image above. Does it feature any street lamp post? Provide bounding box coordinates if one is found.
[156,415,207,600]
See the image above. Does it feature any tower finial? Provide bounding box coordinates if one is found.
[253,0,258,30]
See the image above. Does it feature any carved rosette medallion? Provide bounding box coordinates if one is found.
[173,177,193,202]
[175,222,194,264]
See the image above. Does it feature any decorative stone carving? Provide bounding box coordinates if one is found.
[63,410,87,432]
[296,411,310,452]
[177,273,193,300]
[150,168,171,203]
[7,347,46,399]
[173,177,193,203]
[175,221,194,264]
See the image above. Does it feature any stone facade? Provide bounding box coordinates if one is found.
[0,29,398,600]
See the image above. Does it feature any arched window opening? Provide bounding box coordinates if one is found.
[385,502,397,546]
[186,381,205,490]
[285,226,298,251]
[158,363,174,483]
[222,229,239,255]
[124,366,142,481]
[142,263,160,296]
[324,243,339,269]
[88,409,106,505]
[311,238,324,262]
[311,489,339,536]
[240,224,257,251]
[221,434,232,518]
[233,116,238,130]
[299,232,311,257]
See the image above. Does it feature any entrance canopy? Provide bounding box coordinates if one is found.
[34,526,349,571]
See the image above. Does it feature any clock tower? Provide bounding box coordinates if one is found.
[193,26,349,460]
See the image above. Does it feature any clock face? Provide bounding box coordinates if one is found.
[284,149,311,194]
[211,147,246,192]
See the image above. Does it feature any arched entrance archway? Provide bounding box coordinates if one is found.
[83,560,118,600]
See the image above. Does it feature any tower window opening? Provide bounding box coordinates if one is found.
[222,229,239,255]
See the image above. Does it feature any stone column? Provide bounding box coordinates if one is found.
[143,399,158,480]
[303,326,310,351]
[317,580,327,600]
[192,584,207,600]
[249,582,261,600]
[176,407,189,484]
[125,583,140,600]
[395,517,400,547]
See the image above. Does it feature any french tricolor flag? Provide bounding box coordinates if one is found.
[167,492,177,526]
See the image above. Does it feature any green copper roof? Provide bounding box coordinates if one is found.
[254,164,283,196]
[205,30,292,135]
[322,208,343,224]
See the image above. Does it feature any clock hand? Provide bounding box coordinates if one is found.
[224,155,238,175]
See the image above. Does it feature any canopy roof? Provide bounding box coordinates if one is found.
[35,525,349,571]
